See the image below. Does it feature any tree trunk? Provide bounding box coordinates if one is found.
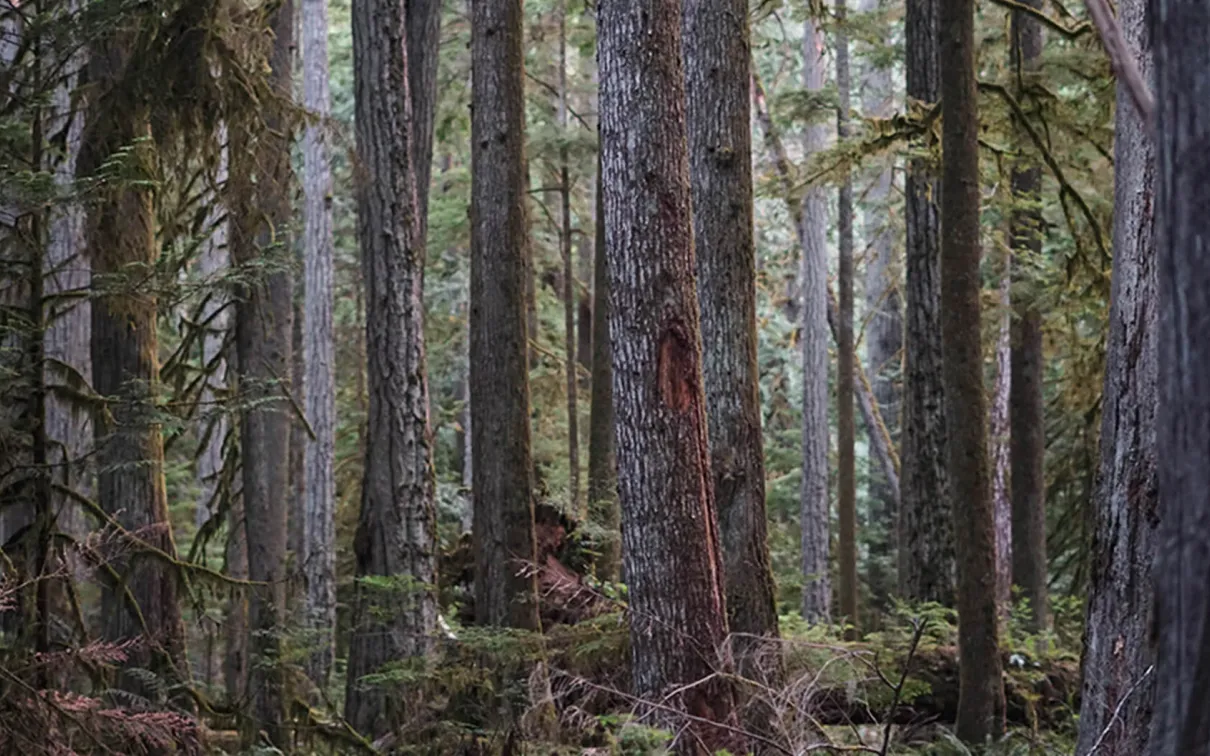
[859,0,901,621]
[599,0,741,750]
[991,263,1012,616]
[940,0,1004,740]
[80,37,187,694]
[1008,0,1049,633]
[1073,4,1156,753]
[230,3,295,740]
[835,0,859,638]
[224,490,249,703]
[470,0,540,631]
[558,2,581,519]
[799,18,832,625]
[407,0,441,244]
[587,159,620,581]
[301,0,337,690]
[683,0,782,713]
[1151,1,1210,753]
[900,0,953,607]
[345,0,439,735]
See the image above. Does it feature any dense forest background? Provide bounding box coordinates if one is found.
[1,0,1206,753]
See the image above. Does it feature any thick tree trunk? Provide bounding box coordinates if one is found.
[599,0,741,750]
[859,0,901,620]
[43,38,89,545]
[1071,15,1157,746]
[407,0,441,244]
[798,20,832,625]
[1074,8,1156,756]
[224,490,248,703]
[991,265,1013,616]
[230,4,295,740]
[345,0,439,735]
[1008,0,1049,633]
[900,0,953,607]
[1150,2,1210,753]
[301,0,337,690]
[470,0,540,631]
[80,39,187,694]
[835,0,859,638]
[558,3,580,518]
[940,0,1004,740]
[586,165,619,581]
[683,0,782,721]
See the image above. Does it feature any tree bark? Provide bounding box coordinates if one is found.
[230,3,295,739]
[301,0,337,690]
[586,164,619,581]
[991,263,1013,616]
[557,1,580,519]
[80,36,187,695]
[1150,1,1210,753]
[1072,6,1156,753]
[859,0,901,620]
[470,0,540,631]
[1008,0,1049,633]
[798,20,832,625]
[683,0,782,715]
[407,0,441,245]
[940,0,1005,740]
[599,0,741,750]
[900,0,953,607]
[835,0,859,638]
[345,0,439,735]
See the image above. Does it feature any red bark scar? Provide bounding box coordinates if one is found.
[657,322,696,412]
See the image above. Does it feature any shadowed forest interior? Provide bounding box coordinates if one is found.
[1,0,1209,753]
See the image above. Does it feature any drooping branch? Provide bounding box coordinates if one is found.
[752,70,902,506]
[1082,0,1154,123]
[986,0,1093,38]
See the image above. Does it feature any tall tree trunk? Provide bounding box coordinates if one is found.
[859,0,900,621]
[301,0,337,690]
[224,490,248,703]
[799,17,832,625]
[470,0,540,631]
[1008,0,1049,633]
[1151,1,1210,752]
[941,0,1004,740]
[899,0,952,605]
[835,0,859,637]
[599,0,741,750]
[81,37,187,695]
[991,263,1012,615]
[230,4,295,740]
[43,33,89,546]
[586,165,619,581]
[196,127,229,531]
[407,0,441,243]
[1073,5,1155,754]
[558,1,580,518]
[683,0,782,714]
[344,0,439,735]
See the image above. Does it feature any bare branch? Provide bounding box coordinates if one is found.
[1083,0,1154,124]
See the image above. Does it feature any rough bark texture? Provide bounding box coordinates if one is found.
[683,0,780,684]
[558,3,580,518]
[345,0,439,735]
[899,0,953,606]
[470,0,540,631]
[230,4,294,739]
[859,0,901,619]
[799,18,832,626]
[1151,1,1210,753]
[599,0,741,750]
[406,0,441,244]
[1073,2,1156,752]
[80,38,187,693]
[991,264,1013,616]
[301,0,337,689]
[1008,0,1049,632]
[586,166,619,581]
[835,0,859,638]
[196,128,229,531]
[940,0,1005,740]
[43,36,89,544]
